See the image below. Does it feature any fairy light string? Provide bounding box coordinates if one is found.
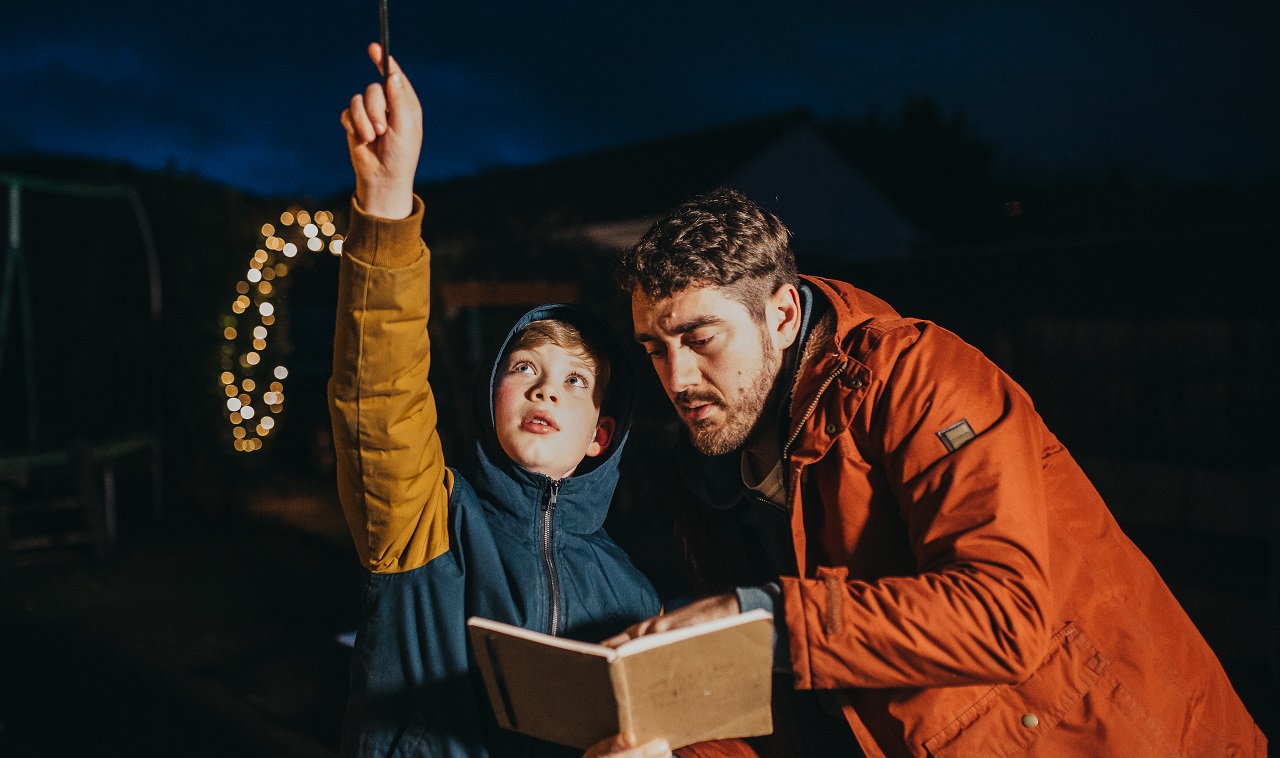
[219,208,344,452]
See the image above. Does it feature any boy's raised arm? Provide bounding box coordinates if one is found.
[329,44,452,573]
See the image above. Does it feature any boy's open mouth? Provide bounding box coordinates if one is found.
[521,412,559,433]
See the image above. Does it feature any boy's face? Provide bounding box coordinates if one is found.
[494,342,615,480]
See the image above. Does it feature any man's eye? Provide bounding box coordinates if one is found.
[645,348,665,359]
[687,336,712,347]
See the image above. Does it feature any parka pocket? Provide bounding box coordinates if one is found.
[922,622,1108,758]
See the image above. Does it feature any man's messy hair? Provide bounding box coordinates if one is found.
[507,319,611,406]
[617,188,798,321]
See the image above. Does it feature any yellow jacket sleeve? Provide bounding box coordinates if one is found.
[328,195,453,573]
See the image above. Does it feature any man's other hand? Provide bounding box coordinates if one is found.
[601,593,740,648]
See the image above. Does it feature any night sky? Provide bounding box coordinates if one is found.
[2,1,1277,198]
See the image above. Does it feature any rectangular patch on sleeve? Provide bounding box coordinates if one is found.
[937,419,976,453]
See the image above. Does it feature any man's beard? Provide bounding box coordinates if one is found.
[679,338,783,457]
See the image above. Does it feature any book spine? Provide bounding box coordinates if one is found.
[609,658,634,737]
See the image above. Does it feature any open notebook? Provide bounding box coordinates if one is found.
[467,609,774,750]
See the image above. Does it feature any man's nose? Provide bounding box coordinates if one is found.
[665,350,700,394]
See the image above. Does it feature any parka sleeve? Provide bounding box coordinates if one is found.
[781,322,1054,690]
[327,195,454,573]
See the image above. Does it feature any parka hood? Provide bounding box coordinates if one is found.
[467,303,637,535]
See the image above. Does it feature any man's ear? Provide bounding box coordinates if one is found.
[586,416,617,458]
[768,283,802,350]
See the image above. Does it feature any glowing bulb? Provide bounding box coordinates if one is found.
[321,222,336,236]
[241,405,256,419]
[238,393,251,405]
[236,281,249,295]
[261,314,275,326]
[247,269,262,283]
[256,424,268,436]
[270,382,283,392]
[254,250,268,264]
[303,223,318,238]
[261,223,275,237]
[330,239,343,255]
[246,351,261,365]
[258,282,272,296]
[253,326,267,339]
[270,404,283,413]
[223,327,237,340]
[242,379,256,392]
[263,392,278,404]
[280,211,295,226]
[220,372,235,385]
[261,416,275,430]
[307,237,323,252]
[258,302,274,317]
[233,427,247,439]
[227,397,242,412]
[283,243,298,258]
[274,366,288,379]
[237,295,251,307]
[224,385,237,398]
[253,338,266,350]
[262,268,275,281]
[297,210,311,225]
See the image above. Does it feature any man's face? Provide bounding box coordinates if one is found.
[494,342,613,479]
[632,284,795,456]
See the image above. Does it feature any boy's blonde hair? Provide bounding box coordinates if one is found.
[507,319,611,406]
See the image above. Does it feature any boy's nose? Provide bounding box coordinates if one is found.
[530,380,558,402]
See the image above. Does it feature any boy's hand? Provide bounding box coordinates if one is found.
[584,732,671,758]
[340,42,421,220]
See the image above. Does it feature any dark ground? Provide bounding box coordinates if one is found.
[0,471,1275,756]
[0,476,358,758]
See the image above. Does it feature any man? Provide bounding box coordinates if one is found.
[605,188,1265,756]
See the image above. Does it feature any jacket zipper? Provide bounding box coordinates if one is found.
[540,479,562,636]
[782,359,849,461]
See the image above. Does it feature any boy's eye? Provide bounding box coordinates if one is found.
[567,374,589,388]
[512,361,535,374]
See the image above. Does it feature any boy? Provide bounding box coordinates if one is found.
[330,44,662,757]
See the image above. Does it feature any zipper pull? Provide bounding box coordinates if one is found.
[544,480,560,512]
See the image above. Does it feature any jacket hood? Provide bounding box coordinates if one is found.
[467,303,637,534]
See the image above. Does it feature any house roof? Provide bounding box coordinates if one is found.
[417,109,820,231]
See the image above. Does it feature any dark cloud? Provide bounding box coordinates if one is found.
[2,0,1276,196]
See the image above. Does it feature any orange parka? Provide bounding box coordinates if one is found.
[692,275,1265,757]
